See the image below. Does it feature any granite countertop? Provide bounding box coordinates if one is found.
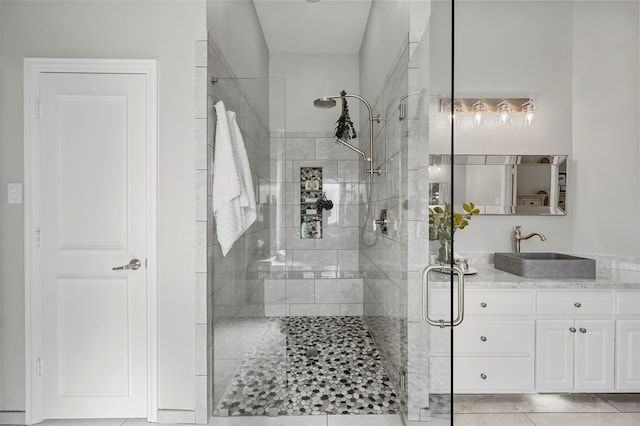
[427,264,640,289]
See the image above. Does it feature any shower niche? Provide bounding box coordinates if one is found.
[300,167,332,239]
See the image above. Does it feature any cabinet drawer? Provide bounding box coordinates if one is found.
[454,357,534,392]
[465,291,534,316]
[616,291,640,316]
[454,321,534,354]
[537,291,613,315]
[429,290,533,318]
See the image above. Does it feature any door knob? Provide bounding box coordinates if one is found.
[113,259,142,271]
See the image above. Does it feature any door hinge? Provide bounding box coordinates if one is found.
[36,227,42,248]
[145,259,148,269]
[36,358,43,376]
[36,99,41,119]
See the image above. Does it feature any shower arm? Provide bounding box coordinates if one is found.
[329,93,381,175]
[336,138,367,162]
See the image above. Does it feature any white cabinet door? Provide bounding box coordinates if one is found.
[616,320,640,390]
[536,320,574,392]
[574,320,614,391]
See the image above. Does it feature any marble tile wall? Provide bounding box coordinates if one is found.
[403,41,438,421]
[195,37,208,425]
[265,132,363,316]
[206,35,271,414]
[359,36,438,422]
[264,277,364,316]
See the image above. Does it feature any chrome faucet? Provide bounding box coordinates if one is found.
[514,225,546,253]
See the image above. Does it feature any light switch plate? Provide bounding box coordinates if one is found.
[8,183,23,204]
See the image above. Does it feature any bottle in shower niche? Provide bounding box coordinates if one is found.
[301,218,310,238]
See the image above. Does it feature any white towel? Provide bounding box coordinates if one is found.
[212,101,256,256]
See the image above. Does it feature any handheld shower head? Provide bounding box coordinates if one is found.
[313,97,337,109]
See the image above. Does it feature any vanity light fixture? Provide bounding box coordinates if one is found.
[497,101,512,128]
[522,99,536,127]
[472,101,487,128]
[439,98,534,128]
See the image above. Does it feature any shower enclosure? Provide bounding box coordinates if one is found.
[210,0,640,424]
[208,0,458,423]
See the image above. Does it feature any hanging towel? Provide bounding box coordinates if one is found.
[212,100,256,256]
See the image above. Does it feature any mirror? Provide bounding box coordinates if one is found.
[428,155,567,215]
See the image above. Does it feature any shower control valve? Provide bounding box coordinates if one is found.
[373,209,389,234]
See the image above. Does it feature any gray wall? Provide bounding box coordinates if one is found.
[0,0,206,412]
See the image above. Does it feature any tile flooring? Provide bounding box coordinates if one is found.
[31,415,403,426]
[28,394,640,426]
[23,392,640,426]
[450,393,640,425]
[215,316,400,416]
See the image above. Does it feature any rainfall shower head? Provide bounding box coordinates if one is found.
[313,97,337,109]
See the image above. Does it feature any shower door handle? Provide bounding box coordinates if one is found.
[422,264,465,328]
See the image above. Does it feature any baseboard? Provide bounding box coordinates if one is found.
[157,409,196,424]
[0,411,26,425]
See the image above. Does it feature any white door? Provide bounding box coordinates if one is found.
[616,320,640,390]
[574,320,614,391]
[536,320,574,392]
[38,71,148,418]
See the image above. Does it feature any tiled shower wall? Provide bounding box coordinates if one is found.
[361,34,448,422]
[360,37,428,421]
[205,35,271,411]
[265,132,364,316]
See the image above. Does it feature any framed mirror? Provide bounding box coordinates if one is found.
[428,154,567,215]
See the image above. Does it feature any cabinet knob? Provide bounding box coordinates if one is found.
[579,328,587,333]
[480,373,487,380]
[574,302,582,308]
[480,336,487,342]
[480,302,487,308]
[570,327,577,333]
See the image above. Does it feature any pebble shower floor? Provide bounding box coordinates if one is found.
[215,316,401,416]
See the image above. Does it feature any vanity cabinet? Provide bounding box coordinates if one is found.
[535,290,615,392]
[427,287,640,394]
[428,289,535,393]
[536,319,614,391]
[615,290,640,390]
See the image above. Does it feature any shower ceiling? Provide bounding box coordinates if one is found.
[253,0,372,54]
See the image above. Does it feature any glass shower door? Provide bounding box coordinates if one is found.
[408,0,457,423]
[210,76,288,418]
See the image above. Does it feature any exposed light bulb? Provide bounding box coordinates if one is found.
[472,101,486,128]
[522,100,536,127]
[497,101,512,128]
[446,103,461,127]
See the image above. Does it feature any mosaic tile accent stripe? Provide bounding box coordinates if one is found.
[216,316,400,417]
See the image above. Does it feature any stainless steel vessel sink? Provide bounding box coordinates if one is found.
[494,252,596,278]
